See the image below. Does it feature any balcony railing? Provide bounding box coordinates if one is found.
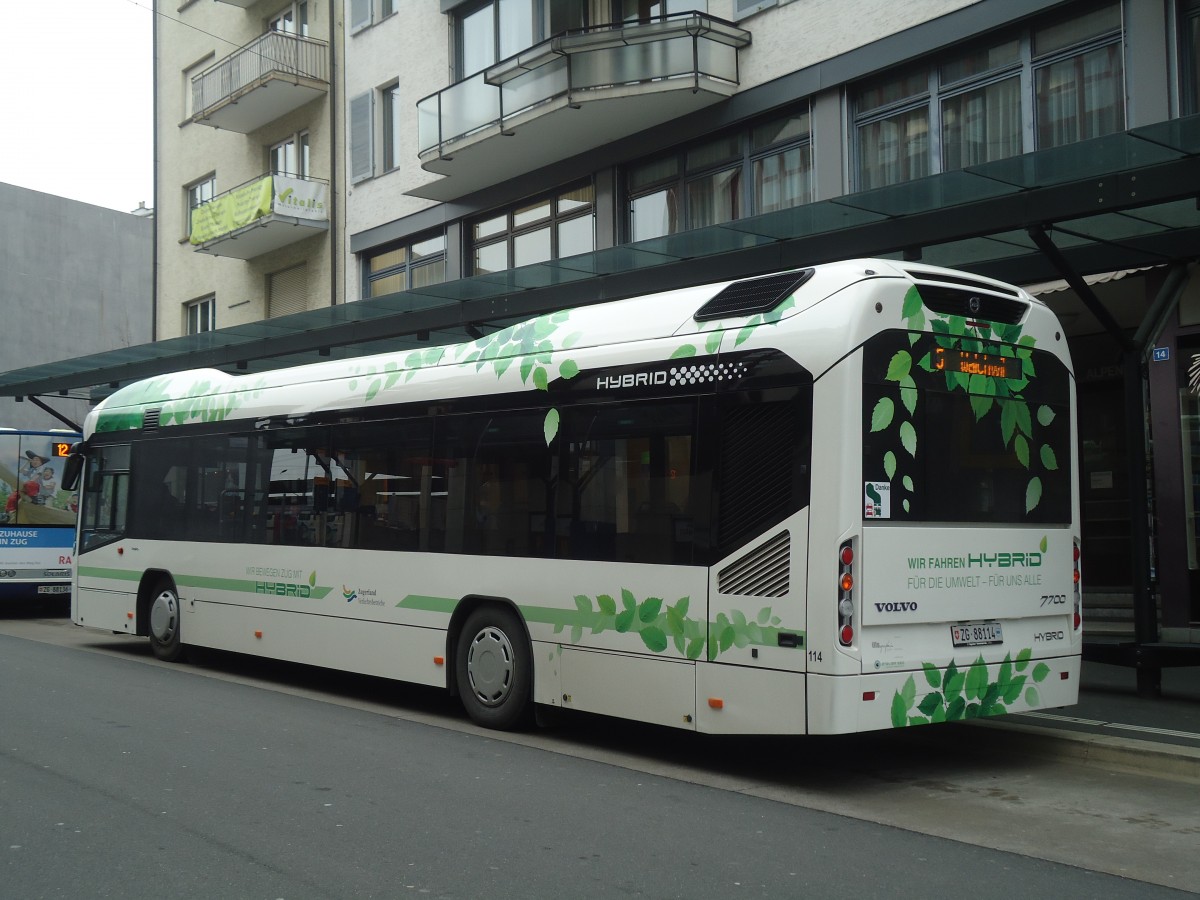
[416,12,750,171]
[192,32,329,133]
[190,173,329,260]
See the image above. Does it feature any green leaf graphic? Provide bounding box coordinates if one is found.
[886,351,912,383]
[614,609,635,633]
[543,408,560,446]
[638,597,663,623]
[705,330,723,354]
[559,359,579,380]
[884,451,897,480]
[891,691,909,728]
[1026,476,1043,513]
[640,627,668,653]
[1032,662,1051,683]
[902,475,914,493]
[1014,434,1030,468]
[1039,445,1058,471]
[574,595,592,613]
[596,594,616,616]
[871,397,894,432]
[308,571,317,588]
[670,344,698,359]
[917,692,942,717]
[532,366,549,391]
[1037,405,1056,427]
[965,656,989,701]
[923,662,941,688]
[899,421,917,458]
[1039,535,1048,553]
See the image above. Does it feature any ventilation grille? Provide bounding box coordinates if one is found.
[718,530,790,596]
[142,408,161,431]
[717,403,798,552]
[915,284,1027,325]
[694,269,814,322]
[904,269,1020,297]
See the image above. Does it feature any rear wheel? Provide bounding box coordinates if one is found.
[455,606,531,730]
[147,582,185,662]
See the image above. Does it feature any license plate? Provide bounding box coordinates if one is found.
[37,585,71,595]
[951,621,1002,647]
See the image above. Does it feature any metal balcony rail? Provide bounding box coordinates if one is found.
[417,11,750,159]
[192,31,329,117]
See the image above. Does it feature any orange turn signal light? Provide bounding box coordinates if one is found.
[707,697,724,709]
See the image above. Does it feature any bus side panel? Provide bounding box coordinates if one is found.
[73,586,137,635]
[184,600,450,687]
[807,652,1080,734]
[695,664,806,734]
[558,648,696,729]
[707,509,810,673]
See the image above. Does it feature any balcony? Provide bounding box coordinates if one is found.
[190,174,329,260]
[191,32,328,133]
[413,12,750,201]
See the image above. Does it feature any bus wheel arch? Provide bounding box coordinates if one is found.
[138,570,186,663]
[449,597,533,730]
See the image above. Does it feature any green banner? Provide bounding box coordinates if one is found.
[189,176,274,244]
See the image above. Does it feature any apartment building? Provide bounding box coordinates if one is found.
[154,0,342,340]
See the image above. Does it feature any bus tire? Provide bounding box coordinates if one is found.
[455,605,531,730]
[147,581,186,663]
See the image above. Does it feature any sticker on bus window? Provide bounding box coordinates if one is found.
[865,482,891,519]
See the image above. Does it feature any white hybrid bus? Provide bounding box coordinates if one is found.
[2,428,79,602]
[68,259,1081,733]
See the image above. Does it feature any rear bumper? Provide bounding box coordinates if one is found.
[807,652,1081,734]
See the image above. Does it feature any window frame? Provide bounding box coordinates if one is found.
[851,1,1124,190]
[362,232,448,300]
[470,184,595,276]
[184,295,216,335]
[185,174,216,240]
[625,104,812,242]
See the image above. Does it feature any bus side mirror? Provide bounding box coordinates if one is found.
[62,444,84,491]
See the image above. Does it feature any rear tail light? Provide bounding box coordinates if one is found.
[838,539,855,646]
[1072,539,1082,631]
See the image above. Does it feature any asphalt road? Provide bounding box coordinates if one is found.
[1,613,1197,899]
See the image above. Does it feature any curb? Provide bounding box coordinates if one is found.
[968,719,1200,782]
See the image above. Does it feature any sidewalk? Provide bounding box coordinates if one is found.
[981,660,1200,779]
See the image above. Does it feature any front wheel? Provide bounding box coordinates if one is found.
[147,582,186,663]
[455,606,531,730]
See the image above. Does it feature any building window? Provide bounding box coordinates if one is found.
[269,132,310,177]
[471,185,594,275]
[364,234,448,299]
[627,106,811,241]
[268,1,308,36]
[185,296,215,335]
[853,1,1123,190]
[454,0,706,78]
[382,84,402,172]
[268,264,307,318]
[185,174,216,238]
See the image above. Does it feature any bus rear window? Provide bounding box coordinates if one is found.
[862,330,1071,524]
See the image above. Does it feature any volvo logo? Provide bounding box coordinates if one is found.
[967,295,983,314]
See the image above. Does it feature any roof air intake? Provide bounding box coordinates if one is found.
[694,269,814,322]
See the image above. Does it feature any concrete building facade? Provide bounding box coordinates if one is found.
[153,0,343,341]
[0,183,152,430]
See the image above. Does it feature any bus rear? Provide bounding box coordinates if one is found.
[807,265,1080,733]
[0,429,79,603]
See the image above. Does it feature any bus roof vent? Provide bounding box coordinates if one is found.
[914,284,1027,325]
[694,269,814,322]
[717,530,790,597]
[142,408,161,431]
